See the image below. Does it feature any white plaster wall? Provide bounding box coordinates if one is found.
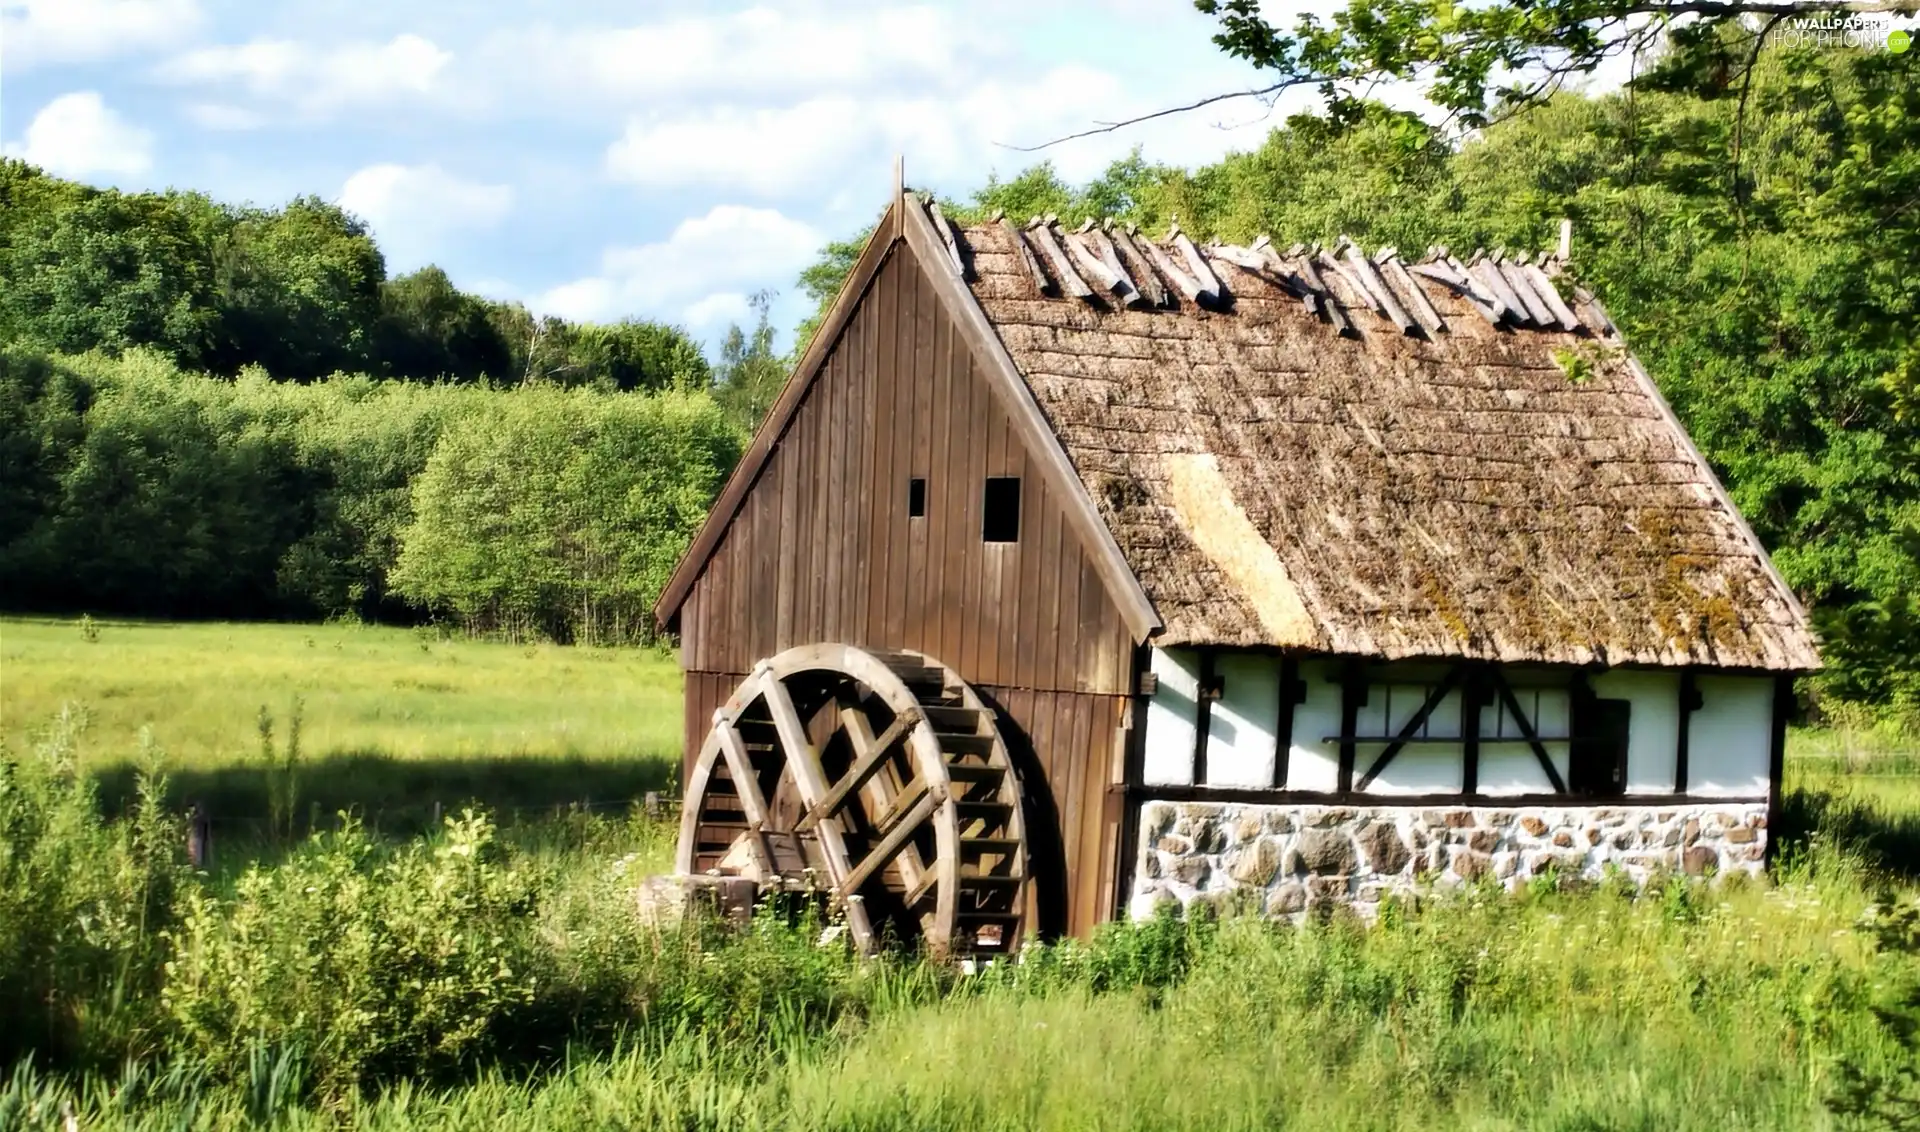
[1479,687,1571,795]
[1588,669,1680,793]
[1360,684,1464,795]
[1363,747,1464,793]
[1286,659,1343,791]
[1142,648,1200,785]
[1689,675,1773,796]
[1206,652,1280,788]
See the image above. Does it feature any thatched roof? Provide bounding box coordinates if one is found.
[937,205,1818,671]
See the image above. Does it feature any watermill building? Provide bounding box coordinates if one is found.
[653,168,1819,956]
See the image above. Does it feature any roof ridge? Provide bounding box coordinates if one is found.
[941,200,1582,342]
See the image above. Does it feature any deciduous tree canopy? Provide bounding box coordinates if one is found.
[0,160,711,392]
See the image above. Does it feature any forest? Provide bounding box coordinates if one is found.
[2,33,1916,716]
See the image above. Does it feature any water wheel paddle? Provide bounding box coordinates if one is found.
[676,644,1029,958]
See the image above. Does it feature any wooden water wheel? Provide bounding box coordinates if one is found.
[676,644,1029,958]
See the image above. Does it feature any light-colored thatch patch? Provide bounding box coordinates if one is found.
[1161,453,1317,648]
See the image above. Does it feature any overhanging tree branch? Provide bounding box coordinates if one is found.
[1007,0,1918,151]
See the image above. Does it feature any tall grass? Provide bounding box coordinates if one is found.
[4,708,1917,1131]
[5,861,1914,1130]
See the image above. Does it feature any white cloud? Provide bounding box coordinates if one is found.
[156,33,452,116]
[337,163,513,271]
[0,0,201,71]
[600,62,1274,197]
[487,5,986,109]
[3,92,154,179]
[532,205,821,326]
[604,98,866,195]
[682,291,752,333]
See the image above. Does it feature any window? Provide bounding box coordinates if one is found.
[908,477,926,518]
[982,477,1020,542]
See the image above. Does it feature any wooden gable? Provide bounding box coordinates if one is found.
[657,194,1157,698]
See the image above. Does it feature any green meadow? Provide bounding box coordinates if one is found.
[4,615,1920,1131]
[1,616,683,835]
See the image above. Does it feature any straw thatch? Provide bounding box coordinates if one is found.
[948,212,1819,671]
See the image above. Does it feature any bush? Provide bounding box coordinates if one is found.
[160,811,537,1097]
[0,348,741,637]
[390,387,739,644]
[0,707,184,1069]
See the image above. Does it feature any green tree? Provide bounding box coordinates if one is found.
[712,291,787,431]
[790,229,874,364]
[211,197,386,380]
[377,266,513,383]
[559,319,713,393]
[1179,0,1911,133]
[389,388,740,642]
[0,188,221,363]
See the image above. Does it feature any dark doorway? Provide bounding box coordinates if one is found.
[1570,696,1631,796]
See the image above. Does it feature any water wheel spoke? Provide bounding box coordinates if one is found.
[678,645,1028,960]
[713,720,778,879]
[873,775,932,837]
[832,702,934,900]
[800,705,921,832]
[758,670,876,950]
[839,791,938,898]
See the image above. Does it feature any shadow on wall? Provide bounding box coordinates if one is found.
[90,751,681,840]
[968,689,1072,943]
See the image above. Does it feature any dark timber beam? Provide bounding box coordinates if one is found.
[1121,784,1767,807]
[1461,667,1487,796]
[1765,674,1792,868]
[1674,670,1702,793]
[1355,666,1464,791]
[1191,651,1218,786]
[1336,660,1365,794]
[1272,657,1303,789]
[1491,670,1570,795]
[1110,642,1155,923]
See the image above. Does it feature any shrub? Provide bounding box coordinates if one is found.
[0,707,185,1069]
[0,349,741,637]
[389,387,740,644]
[160,811,538,1097]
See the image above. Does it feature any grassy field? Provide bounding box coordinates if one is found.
[0,615,683,829]
[5,615,1920,1130]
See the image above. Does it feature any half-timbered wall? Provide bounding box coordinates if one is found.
[674,241,1138,938]
[1138,647,1775,801]
[1126,647,1785,919]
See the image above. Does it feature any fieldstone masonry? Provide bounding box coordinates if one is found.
[1128,801,1770,921]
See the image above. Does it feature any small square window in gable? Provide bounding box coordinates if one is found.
[982,476,1020,543]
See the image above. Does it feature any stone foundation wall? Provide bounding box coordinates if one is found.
[1128,800,1770,921]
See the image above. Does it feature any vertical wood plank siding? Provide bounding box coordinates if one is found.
[678,242,1138,939]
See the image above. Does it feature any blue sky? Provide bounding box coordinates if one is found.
[0,0,1345,354]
